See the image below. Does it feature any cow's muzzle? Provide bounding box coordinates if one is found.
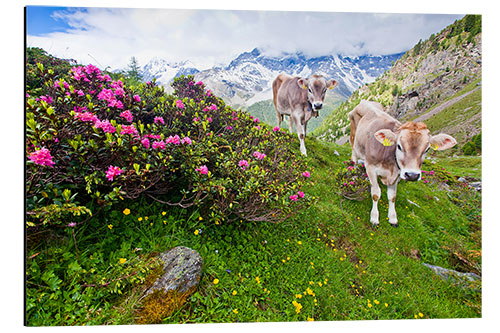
[313,102,323,110]
[403,172,420,181]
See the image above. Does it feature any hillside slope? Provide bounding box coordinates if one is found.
[313,15,482,148]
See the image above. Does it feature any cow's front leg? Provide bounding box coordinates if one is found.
[366,166,381,226]
[288,114,293,133]
[387,182,399,227]
[292,113,307,156]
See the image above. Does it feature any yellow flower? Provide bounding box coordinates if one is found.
[162,211,166,216]
[108,224,113,229]
[138,217,143,222]
[282,259,286,263]
[385,303,388,307]
[307,317,314,321]
[232,309,238,314]
[318,282,323,287]
[194,229,199,235]
[297,241,302,245]
[213,278,219,285]
[292,300,302,313]
[255,276,261,284]
[295,294,302,299]
[309,281,314,285]
[198,216,203,221]
[414,314,418,319]
[123,208,131,215]
[144,216,148,220]
[374,300,380,305]
[368,303,373,308]
[418,313,424,318]
[287,256,290,261]
[163,220,167,224]
[149,222,153,226]
[232,290,237,296]
[119,258,126,264]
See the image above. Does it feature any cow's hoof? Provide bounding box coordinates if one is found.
[370,223,379,229]
[390,223,399,228]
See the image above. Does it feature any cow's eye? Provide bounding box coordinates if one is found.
[397,144,403,151]
[308,88,312,93]
[425,146,430,153]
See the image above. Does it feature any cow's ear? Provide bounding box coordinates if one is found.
[374,129,397,147]
[297,78,308,90]
[328,79,339,90]
[429,133,457,151]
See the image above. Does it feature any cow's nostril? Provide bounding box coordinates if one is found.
[314,103,323,109]
[404,172,420,181]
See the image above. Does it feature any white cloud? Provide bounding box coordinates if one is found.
[26,7,463,70]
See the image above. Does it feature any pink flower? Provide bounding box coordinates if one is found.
[175,100,185,109]
[302,171,311,178]
[254,118,260,123]
[226,126,233,130]
[238,159,249,170]
[193,117,200,123]
[40,95,53,104]
[289,194,298,202]
[154,116,165,125]
[152,140,166,150]
[298,191,305,198]
[165,135,181,145]
[196,165,209,175]
[28,147,55,167]
[254,126,261,130]
[133,95,141,102]
[121,124,138,136]
[105,165,123,181]
[208,104,218,111]
[273,126,280,132]
[207,117,213,123]
[74,111,99,123]
[141,137,150,149]
[196,81,204,86]
[253,151,266,160]
[114,87,125,97]
[111,80,124,89]
[181,137,192,145]
[77,89,84,96]
[94,119,116,133]
[120,110,134,122]
[206,90,212,96]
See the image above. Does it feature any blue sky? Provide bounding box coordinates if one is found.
[26,6,83,35]
[25,6,463,70]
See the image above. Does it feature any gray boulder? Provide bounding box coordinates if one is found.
[146,246,202,295]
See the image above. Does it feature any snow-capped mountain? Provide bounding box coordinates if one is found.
[141,48,404,107]
[141,57,199,89]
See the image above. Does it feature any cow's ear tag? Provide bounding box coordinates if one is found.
[382,138,393,147]
[302,85,307,90]
[431,143,439,150]
[328,85,334,90]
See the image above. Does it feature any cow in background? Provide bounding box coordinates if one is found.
[349,100,457,227]
[273,74,338,156]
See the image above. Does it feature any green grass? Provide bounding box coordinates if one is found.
[26,137,481,325]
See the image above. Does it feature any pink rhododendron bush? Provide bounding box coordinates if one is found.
[26,61,313,228]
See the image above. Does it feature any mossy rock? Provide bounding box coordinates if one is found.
[136,246,202,324]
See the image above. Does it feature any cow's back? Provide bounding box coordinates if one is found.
[273,74,306,113]
[352,101,400,166]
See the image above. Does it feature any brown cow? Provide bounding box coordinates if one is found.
[273,74,338,156]
[349,100,457,227]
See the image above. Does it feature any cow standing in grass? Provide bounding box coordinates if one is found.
[349,100,457,227]
[272,74,338,156]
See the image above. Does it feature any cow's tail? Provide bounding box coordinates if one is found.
[348,101,367,148]
[272,74,285,110]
